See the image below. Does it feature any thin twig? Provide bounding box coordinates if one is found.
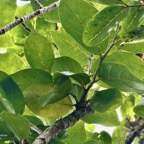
[15,16,31,32]
[87,54,94,75]
[33,0,44,9]
[0,0,60,35]
[30,124,43,134]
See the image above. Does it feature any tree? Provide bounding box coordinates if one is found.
[0,0,144,143]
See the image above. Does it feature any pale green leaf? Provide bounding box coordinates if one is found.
[88,0,124,5]
[63,121,87,144]
[0,0,16,27]
[24,30,54,72]
[82,110,120,126]
[51,28,89,66]
[0,53,26,75]
[83,5,127,46]
[59,0,99,54]
[52,56,84,73]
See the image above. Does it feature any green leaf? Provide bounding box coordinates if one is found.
[121,1,144,33]
[83,5,127,46]
[0,33,14,48]
[104,52,144,81]
[0,71,25,114]
[0,53,26,75]
[0,0,16,27]
[120,95,137,118]
[63,121,87,144]
[24,30,54,72]
[112,119,127,144]
[90,88,122,112]
[98,63,144,94]
[51,28,89,66]
[83,110,120,126]
[83,140,99,144]
[133,97,144,118]
[89,0,124,5]
[99,131,112,144]
[52,56,84,73]
[0,111,30,140]
[59,0,99,54]
[11,69,72,118]
[0,118,14,141]
[39,74,71,106]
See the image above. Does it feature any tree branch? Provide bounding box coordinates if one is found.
[32,105,94,144]
[0,0,60,35]
[33,0,44,9]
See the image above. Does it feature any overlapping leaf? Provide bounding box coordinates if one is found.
[59,0,99,54]
[83,5,127,46]
[88,0,124,5]
[11,69,72,118]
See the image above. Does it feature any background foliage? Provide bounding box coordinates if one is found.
[0,0,144,143]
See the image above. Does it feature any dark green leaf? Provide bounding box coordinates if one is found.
[90,88,122,112]
[0,111,30,140]
[24,30,54,72]
[39,74,71,106]
[59,0,99,54]
[0,71,24,114]
[83,5,127,46]
[83,140,100,144]
[99,131,112,144]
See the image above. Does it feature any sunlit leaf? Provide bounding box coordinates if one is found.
[59,0,99,54]
[98,63,144,94]
[51,27,89,66]
[63,121,87,144]
[88,0,124,5]
[0,0,16,27]
[83,5,127,46]
[82,110,120,126]
[0,53,26,75]
[52,56,84,73]
[24,30,54,72]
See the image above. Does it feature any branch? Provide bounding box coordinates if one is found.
[125,117,144,144]
[0,0,60,35]
[32,105,94,144]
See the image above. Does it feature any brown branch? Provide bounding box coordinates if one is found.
[0,0,60,35]
[32,105,94,144]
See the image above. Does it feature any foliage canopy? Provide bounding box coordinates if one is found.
[0,0,144,143]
